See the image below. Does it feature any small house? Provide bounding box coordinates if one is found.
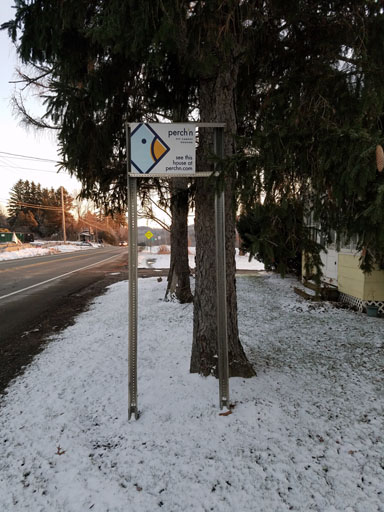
[79,229,94,242]
[303,228,384,314]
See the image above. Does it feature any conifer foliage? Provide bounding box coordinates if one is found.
[2,0,258,377]
[4,1,384,378]
[236,1,384,274]
[7,179,73,237]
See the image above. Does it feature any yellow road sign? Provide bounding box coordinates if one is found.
[145,230,154,240]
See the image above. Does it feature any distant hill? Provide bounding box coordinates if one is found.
[137,225,195,246]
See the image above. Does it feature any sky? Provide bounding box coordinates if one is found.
[0,1,81,211]
[0,2,177,229]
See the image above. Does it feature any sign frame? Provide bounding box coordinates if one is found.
[127,122,229,420]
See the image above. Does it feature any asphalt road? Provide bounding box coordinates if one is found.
[0,246,128,392]
[0,246,126,338]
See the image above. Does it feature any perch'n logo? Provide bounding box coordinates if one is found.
[130,123,170,174]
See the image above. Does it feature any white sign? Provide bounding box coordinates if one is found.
[129,123,196,175]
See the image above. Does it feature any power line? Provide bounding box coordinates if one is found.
[0,151,69,174]
[0,150,58,164]
[0,163,60,174]
[0,156,62,174]
[13,201,64,212]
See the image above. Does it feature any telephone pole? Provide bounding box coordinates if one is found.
[61,186,67,243]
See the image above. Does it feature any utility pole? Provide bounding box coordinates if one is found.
[61,186,67,243]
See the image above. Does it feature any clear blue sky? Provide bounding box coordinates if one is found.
[0,1,80,209]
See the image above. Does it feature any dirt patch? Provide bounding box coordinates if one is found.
[0,260,128,396]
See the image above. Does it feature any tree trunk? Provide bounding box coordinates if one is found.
[165,178,193,303]
[190,67,255,378]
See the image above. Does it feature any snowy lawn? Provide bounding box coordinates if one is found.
[138,247,265,271]
[0,243,100,261]
[0,274,383,511]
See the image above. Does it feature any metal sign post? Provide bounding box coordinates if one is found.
[127,122,229,419]
[127,126,139,420]
[128,176,138,420]
[214,128,230,409]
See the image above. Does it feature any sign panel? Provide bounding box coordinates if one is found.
[129,123,195,175]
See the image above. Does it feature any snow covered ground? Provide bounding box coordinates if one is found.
[0,242,100,261]
[138,246,265,271]
[0,274,382,511]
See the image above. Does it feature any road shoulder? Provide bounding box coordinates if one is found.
[0,258,127,396]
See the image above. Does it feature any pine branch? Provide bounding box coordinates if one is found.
[12,94,60,130]
[10,67,53,91]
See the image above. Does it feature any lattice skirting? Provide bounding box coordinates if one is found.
[339,292,384,314]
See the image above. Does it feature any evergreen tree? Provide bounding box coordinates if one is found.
[13,211,27,231]
[24,210,39,231]
[3,0,194,305]
[6,1,384,378]
[180,1,256,376]
[7,180,73,237]
[236,1,384,275]
[32,182,44,228]
[13,210,38,233]
[8,179,28,222]
[3,0,256,376]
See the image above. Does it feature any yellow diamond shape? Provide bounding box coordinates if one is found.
[145,230,154,240]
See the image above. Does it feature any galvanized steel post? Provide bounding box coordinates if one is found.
[127,124,139,420]
[214,127,230,409]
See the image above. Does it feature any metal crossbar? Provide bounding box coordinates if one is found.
[127,172,213,178]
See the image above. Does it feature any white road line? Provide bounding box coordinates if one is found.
[0,253,120,302]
